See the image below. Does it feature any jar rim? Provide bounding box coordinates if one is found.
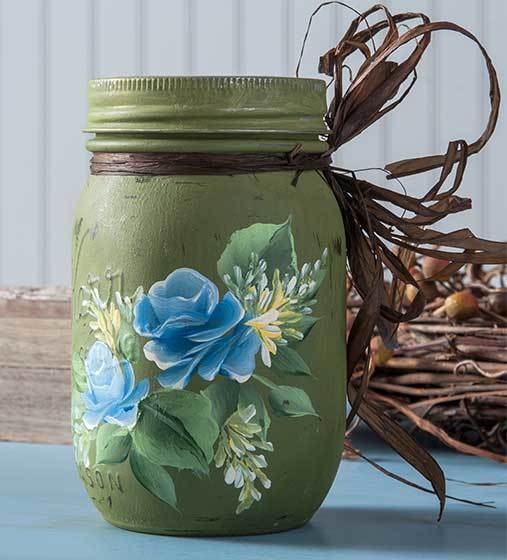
[88,75,325,90]
[85,75,329,154]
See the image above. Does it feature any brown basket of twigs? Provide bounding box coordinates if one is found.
[347,259,507,463]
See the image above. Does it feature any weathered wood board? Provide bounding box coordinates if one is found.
[0,287,71,444]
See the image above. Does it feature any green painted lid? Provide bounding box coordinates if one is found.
[85,76,328,153]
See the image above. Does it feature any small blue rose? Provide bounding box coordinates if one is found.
[81,341,149,429]
[133,268,261,388]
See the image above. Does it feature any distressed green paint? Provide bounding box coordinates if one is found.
[72,76,347,536]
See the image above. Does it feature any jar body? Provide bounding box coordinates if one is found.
[71,169,346,536]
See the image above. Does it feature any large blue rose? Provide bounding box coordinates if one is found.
[133,268,261,388]
[81,341,149,429]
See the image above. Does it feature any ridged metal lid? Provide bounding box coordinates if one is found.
[85,76,328,136]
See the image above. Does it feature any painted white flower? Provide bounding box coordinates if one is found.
[72,401,96,467]
[214,405,273,514]
[244,308,282,367]
[224,246,328,370]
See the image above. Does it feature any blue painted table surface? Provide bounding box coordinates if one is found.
[2,434,506,560]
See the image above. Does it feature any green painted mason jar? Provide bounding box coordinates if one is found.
[71,76,346,536]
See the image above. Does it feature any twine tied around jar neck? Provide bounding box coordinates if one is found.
[90,151,333,177]
[89,2,507,518]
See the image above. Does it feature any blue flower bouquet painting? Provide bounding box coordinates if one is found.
[72,216,328,514]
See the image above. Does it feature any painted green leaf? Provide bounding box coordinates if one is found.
[95,424,132,464]
[118,322,141,363]
[202,380,239,428]
[217,216,297,281]
[130,448,178,511]
[239,383,271,440]
[271,346,312,377]
[294,316,319,338]
[132,390,219,476]
[133,411,208,473]
[268,385,319,418]
[260,217,298,278]
[71,352,88,393]
[253,374,278,390]
[304,269,327,301]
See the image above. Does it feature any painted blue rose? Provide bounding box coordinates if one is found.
[81,341,149,429]
[133,268,261,388]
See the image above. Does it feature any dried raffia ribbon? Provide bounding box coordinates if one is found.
[297,2,506,519]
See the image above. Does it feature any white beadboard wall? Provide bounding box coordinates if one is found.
[0,0,505,286]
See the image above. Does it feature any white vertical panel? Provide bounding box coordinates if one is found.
[291,1,336,104]
[95,0,141,77]
[0,0,44,284]
[46,0,90,285]
[382,0,434,199]
[433,0,485,235]
[332,0,385,173]
[291,0,337,79]
[193,0,235,75]
[291,0,348,165]
[241,0,285,75]
[483,0,507,240]
[231,0,241,74]
[281,0,293,76]
[143,0,188,75]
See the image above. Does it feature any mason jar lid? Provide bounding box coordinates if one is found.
[85,76,329,153]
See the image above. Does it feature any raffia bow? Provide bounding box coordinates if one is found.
[298,2,506,518]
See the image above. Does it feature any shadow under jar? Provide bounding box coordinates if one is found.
[72,76,346,536]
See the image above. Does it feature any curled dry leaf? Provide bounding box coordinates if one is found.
[422,255,454,282]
